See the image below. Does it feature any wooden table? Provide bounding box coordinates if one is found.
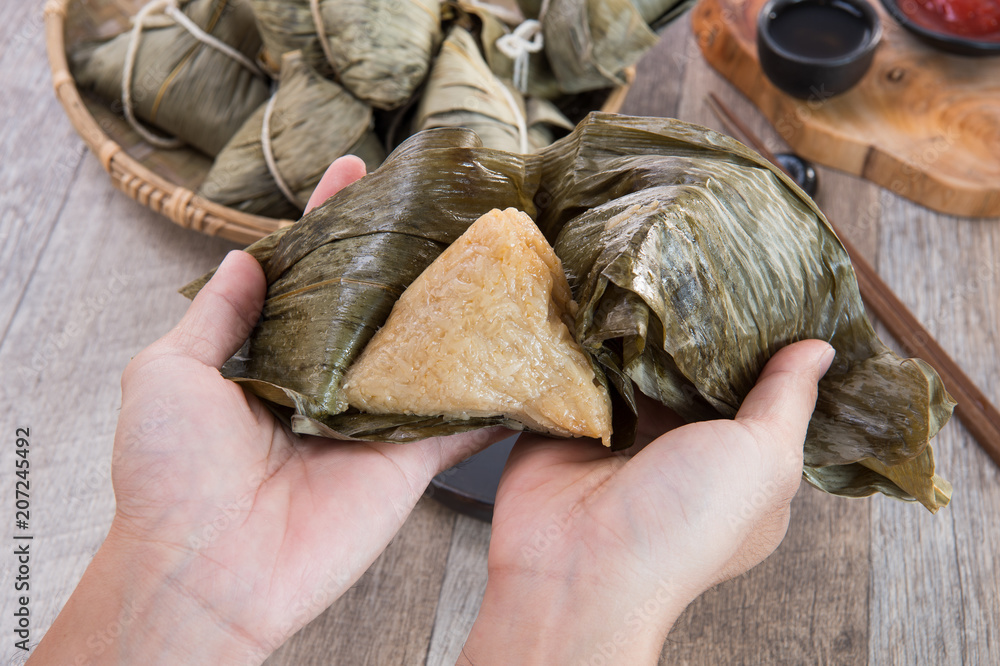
[2,6,998,664]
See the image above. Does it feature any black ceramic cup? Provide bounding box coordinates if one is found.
[757,0,882,100]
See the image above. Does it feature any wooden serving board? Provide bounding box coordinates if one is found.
[692,0,1000,218]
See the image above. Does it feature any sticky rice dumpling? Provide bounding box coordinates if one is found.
[251,0,442,109]
[414,26,572,153]
[249,0,318,71]
[341,208,613,445]
[472,0,690,98]
[198,50,385,219]
[70,0,269,156]
[183,115,954,512]
[506,0,657,95]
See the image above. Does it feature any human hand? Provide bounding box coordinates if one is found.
[459,340,836,665]
[30,156,511,665]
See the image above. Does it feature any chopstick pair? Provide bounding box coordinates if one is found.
[706,92,1000,468]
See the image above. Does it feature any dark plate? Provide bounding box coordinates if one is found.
[878,0,1000,55]
[428,435,519,522]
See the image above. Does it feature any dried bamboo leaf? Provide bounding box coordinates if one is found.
[249,0,317,67]
[198,51,384,219]
[184,113,954,511]
[318,0,442,109]
[527,97,575,150]
[468,1,564,99]
[539,114,954,510]
[70,0,269,156]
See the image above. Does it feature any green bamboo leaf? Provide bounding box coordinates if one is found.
[184,114,955,511]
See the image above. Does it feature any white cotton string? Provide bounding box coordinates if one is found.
[122,0,264,148]
[495,79,529,154]
[260,94,302,209]
[162,3,264,77]
[495,19,543,94]
[309,0,338,73]
[123,0,183,147]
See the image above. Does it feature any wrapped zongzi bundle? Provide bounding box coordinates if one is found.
[538,0,656,94]
[183,114,954,512]
[472,0,690,99]
[474,0,663,97]
[70,0,270,156]
[414,27,572,153]
[249,0,317,71]
[198,51,385,219]
[251,0,442,109]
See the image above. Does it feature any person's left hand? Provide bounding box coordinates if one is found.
[30,157,511,665]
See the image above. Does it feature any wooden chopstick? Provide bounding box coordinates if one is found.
[706,92,1000,467]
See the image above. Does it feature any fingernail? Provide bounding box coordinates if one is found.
[818,344,836,376]
[216,250,242,275]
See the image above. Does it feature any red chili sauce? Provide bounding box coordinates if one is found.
[898,0,1000,41]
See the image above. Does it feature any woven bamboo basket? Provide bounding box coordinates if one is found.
[44,0,633,244]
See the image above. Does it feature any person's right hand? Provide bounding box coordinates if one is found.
[28,157,512,666]
[459,340,835,665]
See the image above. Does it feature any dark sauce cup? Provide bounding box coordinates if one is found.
[758,0,883,99]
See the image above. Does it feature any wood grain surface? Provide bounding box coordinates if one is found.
[2,5,998,665]
[692,0,1000,218]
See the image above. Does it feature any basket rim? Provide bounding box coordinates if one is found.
[44,0,291,244]
[43,0,633,244]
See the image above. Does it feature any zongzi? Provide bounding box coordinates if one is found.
[251,0,442,109]
[249,0,318,71]
[70,0,270,156]
[341,208,613,445]
[183,114,954,512]
[198,50,385,219]
[509,0,658,95]
[414,26,572,153]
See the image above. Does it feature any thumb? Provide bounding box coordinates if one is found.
[304,155,367,214]
[160,250,266,368]
[735,339,836,461]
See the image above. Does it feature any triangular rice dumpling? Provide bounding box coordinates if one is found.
[251,0,443,109]
[514,0,658,95]
[70,0,269,156]
[414,26,571,153]
[198,50,385,219]
[340,208,613,445]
